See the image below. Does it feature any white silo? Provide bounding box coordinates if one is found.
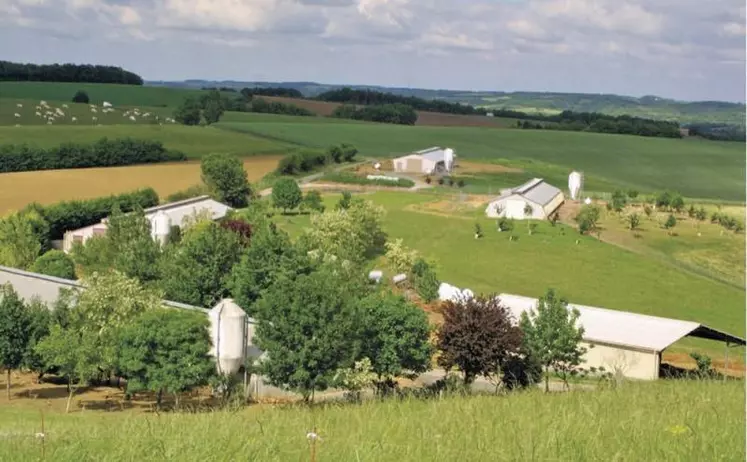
[150,210,172,246]
[209,299,247,376]
[568,171,583,201]
[444,148,455,172]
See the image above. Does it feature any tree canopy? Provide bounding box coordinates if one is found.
[200,153,252,208]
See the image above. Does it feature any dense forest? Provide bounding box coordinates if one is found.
[0,60,143,85]
[686,123,746,142]
[317,87,482,115]
[240,87,304,98]
[332,103,418,125]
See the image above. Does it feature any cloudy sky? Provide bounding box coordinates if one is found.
[0,0,745,102]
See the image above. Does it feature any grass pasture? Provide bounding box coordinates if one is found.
[0,125,291,159]
[0,98,173,126]
[0,156,282,214]
[275,191,745,343]
[220,121,746,201]
[0,380,743,461]
[0,81,222,107]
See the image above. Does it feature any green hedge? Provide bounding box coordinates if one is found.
[276,144,358,175]
[321,172,415,188]
[24,188,160,240]
[0,138,187,173]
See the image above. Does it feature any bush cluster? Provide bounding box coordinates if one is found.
[0,138,186,173]
[321,172,415,188]
[332,103,418,125]
[249,98,315,116]
[24,188,159,240]
[276,144,358,175]
[317,87,481,115]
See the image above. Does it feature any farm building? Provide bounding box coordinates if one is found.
[61,195,232,253]
[392,146,455,174]
[498,293,745,380]
[485,178,564,219]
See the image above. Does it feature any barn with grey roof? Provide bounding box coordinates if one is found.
[485,178,564,219]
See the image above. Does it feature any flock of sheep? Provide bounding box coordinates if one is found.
[11,100,177,126]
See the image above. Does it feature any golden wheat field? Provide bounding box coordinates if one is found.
[0,156,281,214]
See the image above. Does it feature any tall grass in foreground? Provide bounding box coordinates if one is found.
[1,380,743,461]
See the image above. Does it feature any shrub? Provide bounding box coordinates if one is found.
[497,217,514,232]
[301,191,325,213]
[457,179,465,188]
[0,138,186,173]
[72,90,89,103]
[437,177,445,185]
[26,188,159,240]
[448,178,455,187]
[424,176,432,184]
[411,258,439,303]
[220,219,253,244]
[30,250,76,279]
[575,205,601,235]
[627,190,639,199]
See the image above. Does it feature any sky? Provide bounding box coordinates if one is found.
[0,0,745,102]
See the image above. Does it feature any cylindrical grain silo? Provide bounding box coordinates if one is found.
[150,210,172,246]
[208,299,247,376]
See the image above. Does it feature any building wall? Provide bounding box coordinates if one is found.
[542,192,565,218]
[393,155,437,174]
[582,341,659,380]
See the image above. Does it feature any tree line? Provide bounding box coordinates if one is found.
[332,103,418,125]
[174,90,314,125]
[0,60,143,85]
[276,144,358,175]
[0,138,186,173]
[317,87,482,115]
[686,123,746,142]
[513,110,682,138]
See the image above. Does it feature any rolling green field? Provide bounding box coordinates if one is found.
[1,380,743,461]
[0,98,174,126]
[217,121,746,201]
[0,125,292,158]
[0,81,222,107]
[276,192,745,340]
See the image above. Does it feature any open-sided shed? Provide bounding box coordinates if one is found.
[499,293,745,380]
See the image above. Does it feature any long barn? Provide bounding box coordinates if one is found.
[498,293,745,380]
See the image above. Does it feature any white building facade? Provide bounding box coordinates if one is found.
[485,178,564,220]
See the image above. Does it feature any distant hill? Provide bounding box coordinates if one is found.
[146,80,745,126]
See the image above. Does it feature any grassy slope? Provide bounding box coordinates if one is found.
[0,81,221,107]
[276,192,745,337]
[1,381,743,461]
[218,121,746,201]
[0,125,291,159]
[0,98,173,125]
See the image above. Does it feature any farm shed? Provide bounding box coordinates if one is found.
[62,195,232,253]
[393,147,454,174]
[498,293,745,380]
[485,178,564,220]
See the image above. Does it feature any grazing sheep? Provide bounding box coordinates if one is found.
[72,117,77,122]
[103,101,112,108]
[35,111,41,117]
[47,121,52,125]
[129,115,136,121]
[14,124,21,127]
[14,113,20,118]
[92,116,98,122]
[35,105,41,110]
[62,104,69,108]
[40,100,47,105]
[91,108,97,113]
[16,103,23,108]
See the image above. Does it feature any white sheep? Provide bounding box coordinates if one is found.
[91,108,97,113]
[129,115,136,121]
[16,103,23,108]
[14,124,21,127]
[40,100,47,105]
[14,113,20,118]
[103,101,112,108]
[35,105,41,110]
[35,111,41,117]
[143,112,151,117]
[92,116,98,122]
[47,121,52,125]
[62,104,69,108]
[72,116,77,122]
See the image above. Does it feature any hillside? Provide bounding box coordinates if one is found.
[147,80,746,126]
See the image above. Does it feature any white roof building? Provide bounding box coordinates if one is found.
[62,195,232,252]
[393,147,455,174]
[485,178,564,220]
[498,293,745,380]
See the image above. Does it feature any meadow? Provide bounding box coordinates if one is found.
[0,98,173,126]
[0,156,282,214]
[0,380,743,461]
[275,191,745,341]
[216,121,746,200]
[0,81,221,107]
[0,125,291,159]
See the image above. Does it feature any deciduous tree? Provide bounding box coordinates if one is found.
[436,294,523,385]
[0,211,46,270]
[411,258,439,303]
[174,97,202,126]
[0,284,30,400]
[31,250,76,279]
[117,309,215,408]
[385,238,419,273]
[201,153,252,207]
[520,289,587,392]
[272,178,302,213]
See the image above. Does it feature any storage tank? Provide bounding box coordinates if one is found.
[209,299,247,376]
[150,210,172,246]
[568,171,583,201]
[444,148,455,172]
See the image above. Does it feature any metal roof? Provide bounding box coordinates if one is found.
[498,293,745,352]
[494,178,562,207]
